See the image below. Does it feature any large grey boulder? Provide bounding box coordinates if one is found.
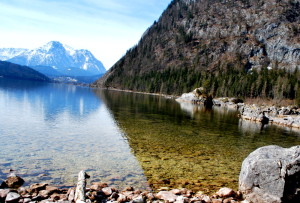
[239,145,300,203]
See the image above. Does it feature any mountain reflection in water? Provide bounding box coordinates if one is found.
[0,78,147,189]
[0,78,299,193]
[96,89,300,193]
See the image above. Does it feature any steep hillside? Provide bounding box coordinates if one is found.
[94,0,300,99]
[0,61,50,82]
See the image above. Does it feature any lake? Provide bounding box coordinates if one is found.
[0,78,299,193]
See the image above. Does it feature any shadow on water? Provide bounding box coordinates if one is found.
[96,89,300,193]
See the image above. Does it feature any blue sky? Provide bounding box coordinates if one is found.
[0,0,172,69]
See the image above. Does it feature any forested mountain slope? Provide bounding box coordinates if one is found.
[0,61,50,82]
[94,0,300,99]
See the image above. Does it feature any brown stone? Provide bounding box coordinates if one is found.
[17,187,27,196]
[29,183,48,193]
[122,191,134,200]
[0,189,10,198]
[146,193,155,201]
[223,197,234,203]
[50,193,67,201]
[216,187,236,198]
[212,199,222,203]
[124,186,134,191]
[199,195,211,203]
[101,187,113,196]
[45,186,59,194]
[170,189,181,195]
[117,194,127,203]
[156,191,177,202]
[5,176,24,189]
[39,190,50,198]
[91,182,108,188]
[109,192,119,200]
[90,184,102,191]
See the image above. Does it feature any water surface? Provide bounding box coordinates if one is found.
[0,78,147,189]
[0,78,299,193]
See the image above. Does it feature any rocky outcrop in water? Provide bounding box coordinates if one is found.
[239,104,300,128]
[239,145,300,203]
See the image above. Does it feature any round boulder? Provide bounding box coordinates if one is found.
[239,145,300,203]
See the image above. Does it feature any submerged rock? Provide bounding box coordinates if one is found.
[239,145,300,203]
[5,175,24,189]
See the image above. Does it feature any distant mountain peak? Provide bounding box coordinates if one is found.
[1,41,106,77]
[42,41,65,52]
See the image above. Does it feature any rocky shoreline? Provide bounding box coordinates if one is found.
[176,88,300,130]
[0,173,245,203]
[2,145,299,203]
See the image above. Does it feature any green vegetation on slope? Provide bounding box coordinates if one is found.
[94,0,300,101]
[0,61,50,82]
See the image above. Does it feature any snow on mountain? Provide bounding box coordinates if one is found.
[5,41,106,76]
[0,48,28,61]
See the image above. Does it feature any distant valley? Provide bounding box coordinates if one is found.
[0,41,106,83]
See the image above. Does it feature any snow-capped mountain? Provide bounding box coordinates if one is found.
[0,48,28,61]
[2,41,106,77]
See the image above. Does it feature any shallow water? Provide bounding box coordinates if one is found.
[0,78,299,193]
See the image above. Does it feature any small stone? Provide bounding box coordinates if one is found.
[156,191,177,202]
[17,187,27,196]
[124,186,134,191]
[5,192,21,203]
[90,184,102,191]
[212,199,222,203]
[146,193,155,201]
[0,189,10,198]
[195,191,204,197]
[109,192,119,200]
[179,188,188,195]
[134,190,142,195]
[132,195,144,203]
[50,193,61,201]
[23,198,31,203]
[45,186,59,194]
[216,187,235,198]
[102,187,113,196]
[67,188,75,202]
[5,176,24,189]
[39,190,50,198]
[29,183,48,193]
[200,195,211,203]
[223,197,234,203]
[117,194,127,203]
[92,182,108,188]
[175,195,189,203]
[170,189,181,195]
[123,191,134,201]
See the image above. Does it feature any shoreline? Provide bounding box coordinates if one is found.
[92,87,300,131]
[0,173,245,203]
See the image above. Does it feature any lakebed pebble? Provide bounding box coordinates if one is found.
[0,175,244,203]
